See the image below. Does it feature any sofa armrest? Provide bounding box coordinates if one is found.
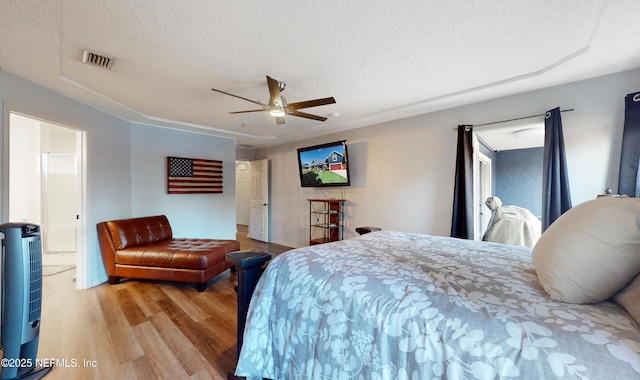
[225,250,271,361]
[96,222,117,277]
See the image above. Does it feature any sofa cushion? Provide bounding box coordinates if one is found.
[107,215,173,249]
[115,238,241,269]
[532,197,640,304]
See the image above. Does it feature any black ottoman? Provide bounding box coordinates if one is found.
[355,226,382,235]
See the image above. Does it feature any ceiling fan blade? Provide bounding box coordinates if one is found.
[288,110,328,122]
[211,88,266,106]
[266,76,284,107]
[229,109,266,114]
[286,97,336,110]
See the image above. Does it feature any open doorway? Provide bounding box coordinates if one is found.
[474,121,544,238]
[9,113,84,269]
[235,159,270,242]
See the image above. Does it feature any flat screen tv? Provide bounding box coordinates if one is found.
[297,140,351,187]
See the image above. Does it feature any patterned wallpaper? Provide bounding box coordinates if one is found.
[494,147,543,217]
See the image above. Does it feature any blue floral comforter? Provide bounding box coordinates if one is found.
[235,231,640,379]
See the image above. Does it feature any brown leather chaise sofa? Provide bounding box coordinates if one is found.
[97,215,240,291]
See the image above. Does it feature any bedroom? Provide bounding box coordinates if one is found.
[2,57,637,285]
[1,1,640,379]
[1,0,637,288]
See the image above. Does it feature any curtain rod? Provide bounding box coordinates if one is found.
[453,108,574,131]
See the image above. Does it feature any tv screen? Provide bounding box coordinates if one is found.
[297,140,351,187]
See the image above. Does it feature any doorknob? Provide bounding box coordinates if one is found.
[263,203,268,206]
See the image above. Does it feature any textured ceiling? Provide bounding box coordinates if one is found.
[1,1,639,148]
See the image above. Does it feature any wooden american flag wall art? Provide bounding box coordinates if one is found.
[167,156,223,194]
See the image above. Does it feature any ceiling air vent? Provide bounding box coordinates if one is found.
[82,50,114,70]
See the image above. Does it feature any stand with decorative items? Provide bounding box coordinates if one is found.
[308,199,345,245]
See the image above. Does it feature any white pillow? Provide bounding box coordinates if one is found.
[532,197,640,304]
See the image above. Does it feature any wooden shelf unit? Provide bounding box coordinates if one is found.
[308,199,345,245]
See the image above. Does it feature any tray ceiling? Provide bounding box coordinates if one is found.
[1,1,639,148]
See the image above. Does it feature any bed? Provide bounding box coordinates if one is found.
[235,198,640,379]
[482,196,541,248]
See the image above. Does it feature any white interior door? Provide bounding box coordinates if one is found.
[249,159,269,242]
[477,152,492,238]
[42,153,77,253]
[236,161,250,226]
[473,134,493,241]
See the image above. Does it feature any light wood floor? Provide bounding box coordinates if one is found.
[37,227,293,380]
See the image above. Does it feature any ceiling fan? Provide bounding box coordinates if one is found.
[211,76,336,125]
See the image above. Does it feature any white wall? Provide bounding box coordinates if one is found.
[0,70,237,288]
[131,123,236,239]
[258,69,640,248]
[8,114,41,223]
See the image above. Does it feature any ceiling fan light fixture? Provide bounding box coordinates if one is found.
[513,127,544,138]
[269,109,285,117]
[269,103,286,117]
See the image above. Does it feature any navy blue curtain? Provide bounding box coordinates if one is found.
[618,91,640,197]
[451,125,474,239]
[542,107,572,231]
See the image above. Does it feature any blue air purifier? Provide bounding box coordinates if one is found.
[0,223,51,379]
